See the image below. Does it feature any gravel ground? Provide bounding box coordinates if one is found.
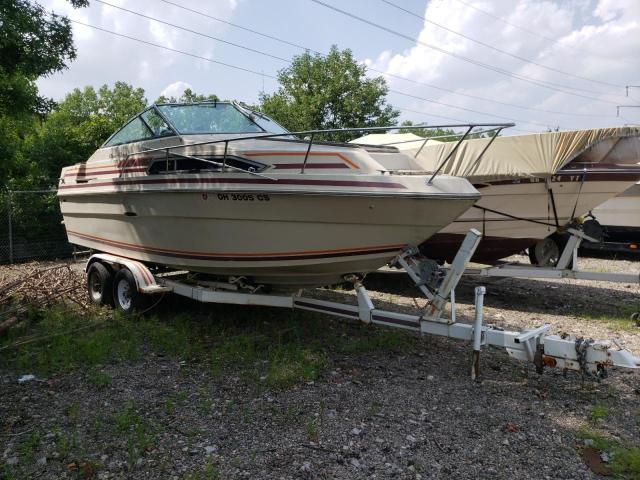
[1,253,639,479]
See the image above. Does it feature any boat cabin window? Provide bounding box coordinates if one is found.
[148,155,266,175]
[104,117,154,147]
[141,109,174,137]
[156,104,264,135]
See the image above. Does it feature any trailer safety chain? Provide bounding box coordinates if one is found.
[574,337,607,380]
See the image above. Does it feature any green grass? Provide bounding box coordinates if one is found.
[1,299,417,390]
[185,459,222,480]
[573,305,640,331]
[589,404,609,422]
[165,391,189,415]
[88,370,113,389]
[17,431,41,462]
[64,403,80,422]
[112,401,158,467]
[306,417,320,442]
[580,430,640,479]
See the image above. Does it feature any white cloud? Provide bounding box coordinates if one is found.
[37,0,239,101]
[369,0,640,132]
[160,80,193,98]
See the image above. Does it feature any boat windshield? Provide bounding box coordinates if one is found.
[157,103,274,135]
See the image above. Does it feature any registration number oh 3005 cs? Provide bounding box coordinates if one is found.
[202,193,271,201]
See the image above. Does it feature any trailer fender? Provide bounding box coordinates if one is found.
[85,254,170,294]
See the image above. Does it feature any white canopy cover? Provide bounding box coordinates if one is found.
[353,127,640,182]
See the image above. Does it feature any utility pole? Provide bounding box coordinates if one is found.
[625,85,640,97]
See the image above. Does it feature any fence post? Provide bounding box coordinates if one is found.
[6,190,13,263]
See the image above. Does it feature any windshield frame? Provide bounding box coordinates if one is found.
[155,102,268,136]
[101,105,179,148]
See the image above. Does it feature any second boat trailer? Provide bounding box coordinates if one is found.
[84,230,640,380]
[465,227,640,286]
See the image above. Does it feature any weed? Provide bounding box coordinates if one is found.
[580,431,640,478]
[64,403,80,422]
[185,458,221,480]
[18,431,41,462]
[112,401,157,467]
[113,401,138,432]
[336,328,413,355]
[265,347,326,388]
[589,405,609,422]
[165,390,189,415]
[199,398,214,413]
[88,370,112,389]
[306,417,320,442]
[54,429,77,459]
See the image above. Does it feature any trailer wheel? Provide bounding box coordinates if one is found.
[87,262,114,306]
[528,233,571,267]
[112,269,141,315]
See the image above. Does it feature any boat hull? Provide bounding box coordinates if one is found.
[591,182,640,228]
[61,189,475,286]
[420,171,640,263]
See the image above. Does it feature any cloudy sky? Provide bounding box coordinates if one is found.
[38,0,640,134]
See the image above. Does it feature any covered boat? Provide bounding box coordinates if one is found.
[58,102,497,287]
[353,127,640,263]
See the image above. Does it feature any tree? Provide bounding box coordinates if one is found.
[0,0,87,117]
[21,82,147,188]
[259,46,399,139]
[398,120,458,142]
[156,88,219,104]
[0,0,88,189]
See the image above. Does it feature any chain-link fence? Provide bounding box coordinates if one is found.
[0,189,74,264]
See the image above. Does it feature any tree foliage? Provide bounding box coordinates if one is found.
[156,88,219,104]
[0,0,86,116]
[398,120,458,141]
[20,82,147,188]
[259,46,399,139]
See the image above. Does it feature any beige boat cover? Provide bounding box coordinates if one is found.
[353,127,640,182]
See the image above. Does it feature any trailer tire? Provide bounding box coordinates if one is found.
[528,233,572,268]
[87,262,114,306]
[112,268,142,315]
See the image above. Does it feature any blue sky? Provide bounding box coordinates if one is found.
[38,0,640,134]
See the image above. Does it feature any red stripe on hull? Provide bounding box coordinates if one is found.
[67,230,405,262]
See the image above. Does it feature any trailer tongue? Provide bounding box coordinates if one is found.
[85,230,640,380]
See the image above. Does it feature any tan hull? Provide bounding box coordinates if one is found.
[61,190,475,286]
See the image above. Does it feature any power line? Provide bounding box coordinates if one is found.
[157,0,312,53]
[93,0,290,63]
[389,89,557,129]
[69,20,278,80]
[381,0,622,90]
[151,0,616,119]
[396,106,539,134]
[309,0,625,104]
[378,70,613,118]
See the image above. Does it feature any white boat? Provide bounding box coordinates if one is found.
[353,128,640,263]
[592,181,640,228]
[589,181,640,246]
[58,102,494,287]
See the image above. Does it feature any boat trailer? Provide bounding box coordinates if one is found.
[85,230,639,380]
[465,227,640,286]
